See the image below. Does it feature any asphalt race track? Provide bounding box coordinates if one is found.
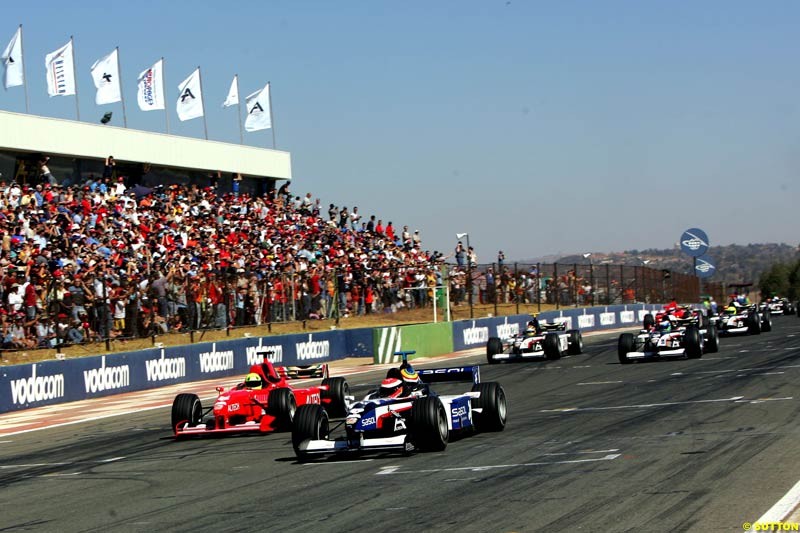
[2,318,800,532]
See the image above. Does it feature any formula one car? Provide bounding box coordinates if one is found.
[486,321,582,363]
[618,312,719,364]
[291,351,507,461]
[714,304,772,336]
[171,350,350,438]
[763,297,795,316]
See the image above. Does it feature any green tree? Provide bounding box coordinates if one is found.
[759,262,792,299]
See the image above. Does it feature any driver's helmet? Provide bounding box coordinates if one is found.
[657,319,672,333]
[244,372,263,390]
[400,365,421,387]
[725,305,737,315]
[525,320,537,333]
[379,377,404,398]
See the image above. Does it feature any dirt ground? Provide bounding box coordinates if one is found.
[0,301,566,366]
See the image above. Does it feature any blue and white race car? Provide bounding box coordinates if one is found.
[291,351,507,461]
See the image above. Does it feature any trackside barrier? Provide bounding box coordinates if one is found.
[451,303,664,352]
[373,323,454,364]
[0,327,373,414]
[1,304,667,414]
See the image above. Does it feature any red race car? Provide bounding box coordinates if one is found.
[171,352,350,438]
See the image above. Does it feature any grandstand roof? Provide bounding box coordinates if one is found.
[0,110,291,180]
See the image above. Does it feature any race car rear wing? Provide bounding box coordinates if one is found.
[393,350,481,385]
[418,366,481,385]
[275,364,329,380]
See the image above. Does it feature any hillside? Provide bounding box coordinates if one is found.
[551,243,799,285]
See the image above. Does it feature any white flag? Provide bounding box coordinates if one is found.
[136,59,165,111]
[176,67,203,121]
[90,49,121,105]
[222,74,238,107]
[1,26,24,89]
[245,83,272,132]
[45,40,76,97]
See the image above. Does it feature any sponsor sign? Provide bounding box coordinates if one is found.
[620,311,636,324]
[145,350,187,383]
[680,228,709,257]
[10,365,65,405]
[599,312,616,326]
[462,322,489,346]
[83,356,130,394]
[695,256,716,279]
[246,342,283,365]
[198,343,235,374]
[296,334,330,361]
[578,315,595,329]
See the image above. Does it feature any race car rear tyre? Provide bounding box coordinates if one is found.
[292,404,329,462]
[486,337,503,364]
[748,313,762,335]
[567,330,583,355]
[321,377,350,418]
[704,325,719,354]
[761,311,772,332]
[685,326,703,359]
[618,333,635,364]
[171,393,202,431]
[470,382,507,432]
[409,397,449,452]
[267,388,297,430]
[643,313,655,330]
[543,333,561,360]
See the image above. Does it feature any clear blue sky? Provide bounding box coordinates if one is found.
[2,1,799,262]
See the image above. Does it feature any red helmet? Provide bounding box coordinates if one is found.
[379,377,403,398]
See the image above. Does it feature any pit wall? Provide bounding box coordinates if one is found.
[0,303,662,414]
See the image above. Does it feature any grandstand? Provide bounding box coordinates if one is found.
[0,110,291,194]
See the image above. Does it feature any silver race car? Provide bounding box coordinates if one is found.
[486,321,582,363]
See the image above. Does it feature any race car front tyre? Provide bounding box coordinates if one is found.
[486,337,503,364]
[704,325,719,354]
[470,381,507,432]
[268,388,297,430]
[748,313,762,335]
[568,330,583,355]
[321,377,350,418]
[543,333,561,360]
[292,404,329,462]
[643,313,655,330]
[409,397,449,452]
[761,311,772,332]
[685,326,703,359]
[618,333,635,364]
[171,393,202,432]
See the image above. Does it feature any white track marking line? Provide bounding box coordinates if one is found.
[734,397,793,404]
[376,453,621,475]
[577,381,623,386]
[540,396,751,413]
[542,449,619,456]
[0,463,68,469]
[753,478,800,524]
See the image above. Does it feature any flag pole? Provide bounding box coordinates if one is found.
[70,36,80,121]
[267,81,276,149]
[19,25,29,114]
[162,57,170,134]
[116,47,128,128]
[197,66,208,140]
[235,74,243,144]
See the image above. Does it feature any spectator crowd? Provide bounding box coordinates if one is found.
[0,163,450,352]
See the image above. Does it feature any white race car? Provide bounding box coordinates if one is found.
[486,322,583,363]
[618,314,719,364]
[714,305,772,335]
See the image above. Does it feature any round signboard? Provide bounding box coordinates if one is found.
[695,256,716,279]
[680,228,709,257]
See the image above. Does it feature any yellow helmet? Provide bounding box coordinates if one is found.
[244,372,263,390]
